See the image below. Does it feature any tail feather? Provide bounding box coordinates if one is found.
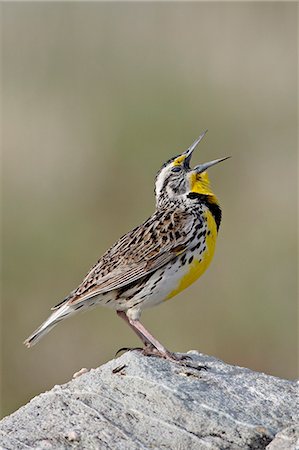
[51,290,76,310]
[24,303,74,348]
[51,297,69,311]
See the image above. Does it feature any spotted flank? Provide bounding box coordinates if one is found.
[24,132,229,359]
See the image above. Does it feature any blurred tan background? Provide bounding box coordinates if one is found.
[2,2,297,418]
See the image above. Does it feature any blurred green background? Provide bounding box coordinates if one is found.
[2,2,297,418]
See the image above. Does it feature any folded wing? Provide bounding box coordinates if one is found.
[53,209,194,308]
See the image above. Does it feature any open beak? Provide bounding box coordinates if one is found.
[182,130,208,168]
[194,156,230,174]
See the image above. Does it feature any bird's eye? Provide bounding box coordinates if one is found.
[171,166,182,173]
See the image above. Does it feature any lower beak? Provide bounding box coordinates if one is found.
[194,156,230,174]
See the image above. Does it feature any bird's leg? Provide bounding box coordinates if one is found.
[119,312,189,362]
[116,311,155,351]
[117,312,202,367]
[126,318,208,371]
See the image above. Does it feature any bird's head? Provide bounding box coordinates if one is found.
[155,131,207,206]
[155,131,229,207]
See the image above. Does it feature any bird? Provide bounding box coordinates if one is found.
[24,131,229,361]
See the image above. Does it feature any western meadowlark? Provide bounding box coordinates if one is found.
[24,131,229,361]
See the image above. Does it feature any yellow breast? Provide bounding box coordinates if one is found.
[166,210,217,300]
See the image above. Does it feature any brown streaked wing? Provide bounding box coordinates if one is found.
[65,209,193,306]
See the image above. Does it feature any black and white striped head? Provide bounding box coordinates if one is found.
[155,131,207,206]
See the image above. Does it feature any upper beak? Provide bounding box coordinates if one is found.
[194,156,230,174]
[182,130,208,168]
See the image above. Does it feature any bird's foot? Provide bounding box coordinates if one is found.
[116,345,207,371]
[115,344,185,361]
[141,345,191,362]
[142,346,208,371]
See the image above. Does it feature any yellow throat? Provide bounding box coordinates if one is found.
[166,171,219,300]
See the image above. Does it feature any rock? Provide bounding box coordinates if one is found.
[0,351,298,449]
[266,426,299,450]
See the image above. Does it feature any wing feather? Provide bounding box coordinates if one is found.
[56,209,194,307]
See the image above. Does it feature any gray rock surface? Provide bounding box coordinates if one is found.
[0,351,298,449]
[266,426,299,450]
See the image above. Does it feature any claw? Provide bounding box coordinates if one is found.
[115,346,143,356]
